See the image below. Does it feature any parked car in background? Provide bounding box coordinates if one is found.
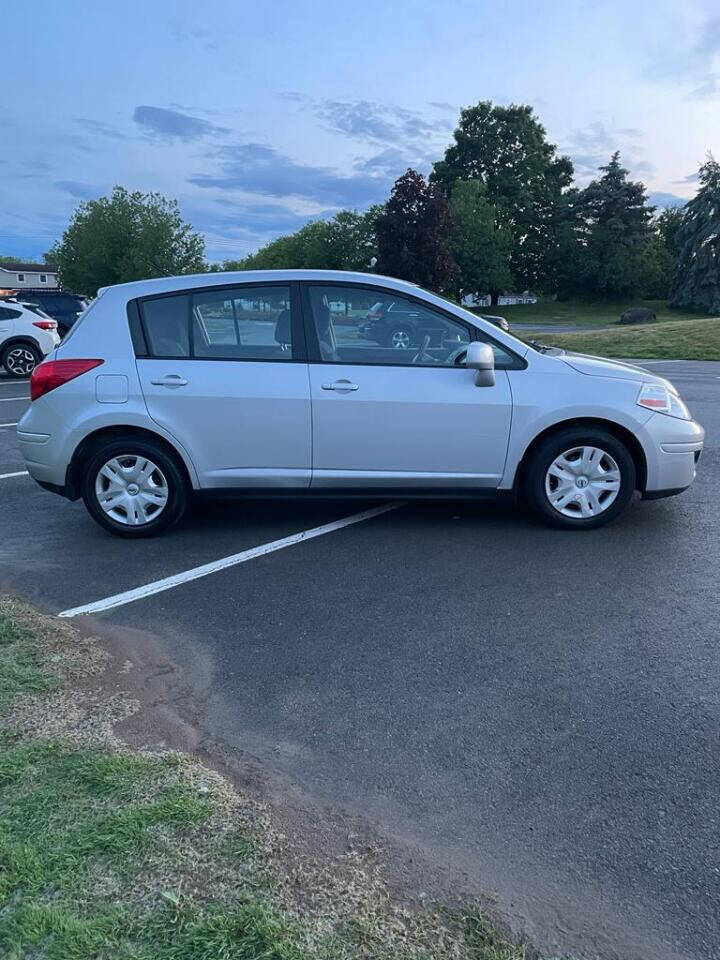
[360,301,509,347]
[24,291,89,337]
[479,313,510,332]
[18,269,704,537]
[0,300,60,376]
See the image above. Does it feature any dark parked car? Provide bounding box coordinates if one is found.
[359,301,509,349]
[24,292,88,337]
[479,313,510,332]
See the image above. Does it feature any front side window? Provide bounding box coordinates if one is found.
[307,285,472,366]
[138,285,294,360]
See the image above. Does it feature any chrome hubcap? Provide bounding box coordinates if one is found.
[6,347,37,375]
[391,330,411,349]
[95,455,169,526]
[545,445,621,519]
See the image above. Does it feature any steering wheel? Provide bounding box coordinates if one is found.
[449,344,469,366]
[412,335,433,364]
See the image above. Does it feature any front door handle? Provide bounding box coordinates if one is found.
[150,375,188,388]
[321,379,359,393]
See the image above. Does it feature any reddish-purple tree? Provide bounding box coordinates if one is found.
[375,169,457,292]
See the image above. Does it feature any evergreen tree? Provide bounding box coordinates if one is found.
[575,153,655,297]
[374,169,457,292]
[670,156,720,313]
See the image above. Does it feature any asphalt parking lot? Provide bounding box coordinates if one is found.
[1,360,718,960]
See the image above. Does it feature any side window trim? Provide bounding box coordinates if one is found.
[131,281,306,362]
[299,281,525,369]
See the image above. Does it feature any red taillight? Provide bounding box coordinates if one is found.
[30,359,104,401]
[32,320,57,330]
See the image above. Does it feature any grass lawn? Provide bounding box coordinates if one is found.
[490,299,713,327]
[531,316,720,360]
[0,599,534,960]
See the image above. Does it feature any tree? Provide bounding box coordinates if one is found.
[447,179,512,302]
[54,186,205,296]
[325,207,382,271]
[574,152,656,298]
[374,169,457,292]
[225,206,382,272]
[431,101,574,292]
[670,156,720,313]
[655,206,685,256]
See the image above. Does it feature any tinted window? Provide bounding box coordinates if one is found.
[308,285,470,366]
[141,295,190,357]
[191,286,293,360]
[0,307,21,320]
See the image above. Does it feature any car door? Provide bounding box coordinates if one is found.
[302,283,515,488]
[0,306,14,340]
[135,282,312,489]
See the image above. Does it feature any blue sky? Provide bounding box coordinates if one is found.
[4,0,720,263]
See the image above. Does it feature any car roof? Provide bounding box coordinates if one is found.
[98,269,421,299]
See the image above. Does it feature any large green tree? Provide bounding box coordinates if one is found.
[431,101,574,292]
[574,152,656,297]
[374,169,457,292]
[54,186,205,296]
[670,157,720,313]
[226,206,381,272]
[447,179,512,302]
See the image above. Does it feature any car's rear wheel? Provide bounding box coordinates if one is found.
[2,343,41,378]
[386,326,413,349]
[81,437,188,537]
[524,427,636,529]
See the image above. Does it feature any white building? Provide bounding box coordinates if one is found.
[0,262,59,292]
[462,291,537,308]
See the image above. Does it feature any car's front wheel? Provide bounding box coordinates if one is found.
[81,437,188,537]
[2,343,42,377]
[524,427,636,529]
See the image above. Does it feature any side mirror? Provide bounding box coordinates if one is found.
[465,341,495,387]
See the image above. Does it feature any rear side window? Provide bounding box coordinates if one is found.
[140,294,190,357]
[191,286,293,360]
[0,307,21,320]
[137,285,295,361]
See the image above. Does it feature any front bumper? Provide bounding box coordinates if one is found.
[642,414,705,497]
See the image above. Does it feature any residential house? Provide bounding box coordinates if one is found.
[0,262,59,293]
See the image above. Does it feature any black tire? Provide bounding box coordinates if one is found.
[524,427,636,530]
[385,325,414,350]
[2,342,42,378]
[81,437,189,538]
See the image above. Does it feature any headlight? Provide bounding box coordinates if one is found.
[636,383,691,420]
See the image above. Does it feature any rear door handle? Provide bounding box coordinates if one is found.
[321,379,359,393]
[150,375,188,388]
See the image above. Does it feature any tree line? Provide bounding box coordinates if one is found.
[43,100,720,314]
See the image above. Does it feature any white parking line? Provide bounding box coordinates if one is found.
[0,470,28,480]
[58,502,403,618]
[0,396,28,402]
[0,422,18,428]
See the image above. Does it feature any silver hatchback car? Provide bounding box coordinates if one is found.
[18,270,704,537]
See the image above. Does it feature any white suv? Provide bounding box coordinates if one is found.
[0,300,60,377]
[17,270,704,537]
